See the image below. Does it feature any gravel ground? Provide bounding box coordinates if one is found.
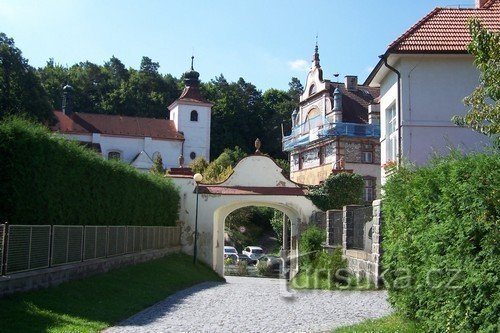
[104,276,392,333]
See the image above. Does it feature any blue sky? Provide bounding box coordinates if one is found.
[1,0,476,91]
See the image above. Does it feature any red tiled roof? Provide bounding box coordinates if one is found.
[388,0,500,53]
[178,86,211,104]
[52,111,184,140]
[198,186,307,196]
[329,84,380,124]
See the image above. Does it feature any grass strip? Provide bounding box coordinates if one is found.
[333,314,422,333]
[0,253,224,333]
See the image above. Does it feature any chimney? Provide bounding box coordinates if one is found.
[344,75,358,91]
[62,84,74,115]
[475,0,488,8]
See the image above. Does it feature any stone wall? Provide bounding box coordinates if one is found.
[0,246,181,298]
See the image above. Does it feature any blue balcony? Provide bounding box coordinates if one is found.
[282,122,380,152]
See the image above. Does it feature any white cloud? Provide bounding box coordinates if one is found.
[288,59,309,72]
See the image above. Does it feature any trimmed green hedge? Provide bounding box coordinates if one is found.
[382,152,499,332]
[0,117,180,226]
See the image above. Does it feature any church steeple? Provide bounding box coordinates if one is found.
[184,56,200,88]
[312,37,320,68]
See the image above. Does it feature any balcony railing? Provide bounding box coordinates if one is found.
[283,122,380,152]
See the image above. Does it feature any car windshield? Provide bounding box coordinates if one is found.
[225,248,236,253]
[253,249,263,254]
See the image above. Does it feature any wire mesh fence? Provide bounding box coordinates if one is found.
[0,224,180,275]
[5,225,51,274]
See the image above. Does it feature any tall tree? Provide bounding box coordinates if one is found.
[453,19,500,145]
[0,33,53,123]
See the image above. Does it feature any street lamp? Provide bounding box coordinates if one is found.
[193,173,203,264]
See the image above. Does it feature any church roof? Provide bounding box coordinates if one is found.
[388,0,500,53]
[329,83,380,124]
[177,85,212,104]
[52,111,184,140]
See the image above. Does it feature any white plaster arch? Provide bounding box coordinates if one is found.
[169,154,318,277]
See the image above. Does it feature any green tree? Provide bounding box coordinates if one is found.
[306,172,364,211]
[202,146,246,183]
[0,33,54,123]
[150,153,165,174]
[452,19,500,145]
[188,156,209,174]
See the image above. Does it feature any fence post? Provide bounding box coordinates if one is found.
[1,223,8,276]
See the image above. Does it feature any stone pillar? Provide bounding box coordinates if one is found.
[371,199,383,286]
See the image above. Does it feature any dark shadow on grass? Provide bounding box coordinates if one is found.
[110,281,223,328]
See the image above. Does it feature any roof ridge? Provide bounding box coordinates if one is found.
[483,0,498,8]
[388,7,441,52]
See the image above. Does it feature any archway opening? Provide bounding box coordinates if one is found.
[221,205,293,279]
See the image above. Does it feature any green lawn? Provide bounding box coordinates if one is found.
[0,253,224,333]
[333,314,422,333]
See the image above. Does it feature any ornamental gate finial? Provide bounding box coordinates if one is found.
[255,138,262,154]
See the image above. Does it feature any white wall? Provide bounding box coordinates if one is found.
[174,102,211,162]
[379,54,491,173]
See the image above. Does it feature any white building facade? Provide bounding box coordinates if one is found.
[365,0,499,183]
[52,62,212,172]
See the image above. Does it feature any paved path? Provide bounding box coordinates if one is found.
[105,276,392,333]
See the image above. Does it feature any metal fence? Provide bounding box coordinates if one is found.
[0,224,180,275]
[346,206,373,250]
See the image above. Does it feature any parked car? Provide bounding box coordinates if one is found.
[242,246,264,260]
[257,255,283,273]
[237,253,257,265]
[224,246,239,261]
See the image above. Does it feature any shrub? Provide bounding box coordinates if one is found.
[299,226,326,267]
[0,117,180,226]
[311,248,347,281]
[382,152,500,332]
[256,260,271,276]
[306,172,364,211]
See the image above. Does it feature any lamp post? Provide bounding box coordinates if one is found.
[193,173,203,264]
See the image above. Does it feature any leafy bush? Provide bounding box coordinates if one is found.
[236,260,248,276]
[299,226,326,267]
[311,248,347,281]
[224,257,235,266]
[382,152,500,332]
[0,117,179,226]
[307,172,364,211]
[256,260,271,276]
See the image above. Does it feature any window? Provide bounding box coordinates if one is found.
[362,151,373,163]
[386,103,397,162]
[190,110,198,122]
[309,84,316,96]
[363,178,375,202]
[108,151,121,160]
[190,151,196,160]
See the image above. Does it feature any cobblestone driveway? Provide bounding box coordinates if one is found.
[105,276,392,333]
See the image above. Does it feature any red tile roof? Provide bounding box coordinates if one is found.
[52,111,184,140]
[388,0,500,53]
[198,186,307,196]
[178,86,212,104]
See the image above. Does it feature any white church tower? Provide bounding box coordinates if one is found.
[168,57,213,163]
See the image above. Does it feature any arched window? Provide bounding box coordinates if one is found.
[309,84,316,96]
[190,152,196,160]
[108,151,121,160]
[190,110,198,122]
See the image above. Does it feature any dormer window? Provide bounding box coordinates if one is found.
[309,84,316,96]
[108,151,121,160]
[190,110,198,122]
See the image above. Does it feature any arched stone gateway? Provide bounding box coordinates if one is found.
[170,154,318,277]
